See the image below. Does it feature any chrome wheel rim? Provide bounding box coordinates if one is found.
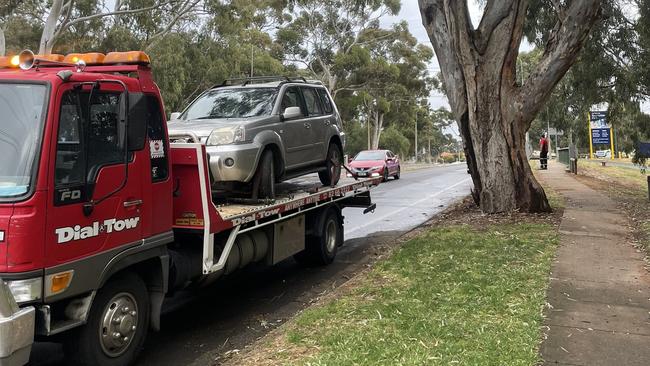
[99,292,139,358]
[325,219,337,253]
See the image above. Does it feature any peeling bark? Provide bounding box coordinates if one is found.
[419,0,601,213]
[0,26,5,57]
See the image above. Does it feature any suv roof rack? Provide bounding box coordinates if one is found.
[217,76,314,87]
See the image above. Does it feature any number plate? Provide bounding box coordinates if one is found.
[357,172,367,177]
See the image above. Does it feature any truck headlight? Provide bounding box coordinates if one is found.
[206,126,245,146]
[6,278,42,304]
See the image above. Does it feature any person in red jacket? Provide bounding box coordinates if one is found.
[539,133,549,170]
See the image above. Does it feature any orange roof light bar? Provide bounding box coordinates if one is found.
[1,50,151,69]
[0,55,19,68]
[104,51,150,65]
[35,54,65,62]
[63,53,106,65]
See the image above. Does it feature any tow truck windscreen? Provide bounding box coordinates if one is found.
[181,88,277,120]
[0,83,47,199]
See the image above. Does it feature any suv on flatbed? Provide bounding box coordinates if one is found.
[168,76,345,199]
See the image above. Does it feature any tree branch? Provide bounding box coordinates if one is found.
[520,1,602,124]
[475,0,515,53]
[59,1,175,34]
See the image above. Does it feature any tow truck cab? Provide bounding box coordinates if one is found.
[0,51,173,365]
[0,51,379,366]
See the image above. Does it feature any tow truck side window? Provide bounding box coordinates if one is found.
[145,95,168,182]
[55,91,122,188]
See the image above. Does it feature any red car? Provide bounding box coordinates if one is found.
[348,150,401,181]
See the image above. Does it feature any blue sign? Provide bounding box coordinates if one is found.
[639,142,650,157]
[592,128,611,145]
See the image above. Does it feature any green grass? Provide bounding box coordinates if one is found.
[280,223,558,366]
[579,160,648,193]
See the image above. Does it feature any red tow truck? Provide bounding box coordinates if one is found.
[0,50,379,366]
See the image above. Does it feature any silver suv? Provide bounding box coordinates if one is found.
[168,77,344,199]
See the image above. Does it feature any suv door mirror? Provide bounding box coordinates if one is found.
[169,112,181,120]
[282,106,302,121]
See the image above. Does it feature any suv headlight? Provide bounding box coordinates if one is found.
[206,126,245,146]
[6,277,42,304]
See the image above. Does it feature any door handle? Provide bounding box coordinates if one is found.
[324,120,331,126]
[304,123,311,129]
[123,199,143,208]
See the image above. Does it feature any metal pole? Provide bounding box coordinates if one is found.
[414,109,418,162]
[647,175,649,202]
[250,44,254,77]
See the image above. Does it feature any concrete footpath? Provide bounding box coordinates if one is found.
[537,162,650,365]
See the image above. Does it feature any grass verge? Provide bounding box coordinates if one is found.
[226,202,561,366]
[573,160,650,252]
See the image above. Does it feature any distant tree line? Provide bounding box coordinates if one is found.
[1,0,457,159]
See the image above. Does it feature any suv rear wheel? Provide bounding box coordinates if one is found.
[319,143,342,186]
[252,150,275,199]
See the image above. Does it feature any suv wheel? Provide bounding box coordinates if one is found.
[252,150,275,199]
[319,143,342,186]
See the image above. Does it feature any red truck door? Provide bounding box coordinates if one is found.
[45,84,145,266]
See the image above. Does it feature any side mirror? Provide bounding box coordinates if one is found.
[282,106,302,121]
[127,93,148,151]
[170,112,181,121]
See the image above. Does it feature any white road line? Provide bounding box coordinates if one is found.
[346,177,472,235]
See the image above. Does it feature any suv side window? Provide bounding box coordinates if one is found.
[281,87,303,114]
[317,89,334,114]
[302,87,323,116]
[55,91,122,186]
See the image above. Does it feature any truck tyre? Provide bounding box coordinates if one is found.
[64,272,150,366]
[319,143,342,186]
[295,207,342,266]
[252,150,275,199]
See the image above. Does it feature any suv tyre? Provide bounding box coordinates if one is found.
[319,142,342,186]
[252,150,275,199]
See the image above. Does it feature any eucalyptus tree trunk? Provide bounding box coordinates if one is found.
[39,0,64,54]
[0,26,5,56]
[419,0,601,213]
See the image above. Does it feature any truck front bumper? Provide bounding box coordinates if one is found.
[0,281,34,366]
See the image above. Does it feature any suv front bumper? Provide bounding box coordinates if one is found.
[0,280,34,366]
[206,142,261,183]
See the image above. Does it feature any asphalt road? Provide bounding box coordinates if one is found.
[29,164,472,366]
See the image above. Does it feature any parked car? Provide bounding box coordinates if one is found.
[347,150,400,181]
[168,76,345,199]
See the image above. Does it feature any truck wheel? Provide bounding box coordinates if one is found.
[319,143,342,186]
[64,272,150,366]
[252,150,275,199]
[295,208,342,266]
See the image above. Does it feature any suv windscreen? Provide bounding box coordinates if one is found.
[0,83,47,199]
[182,88,277,120]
